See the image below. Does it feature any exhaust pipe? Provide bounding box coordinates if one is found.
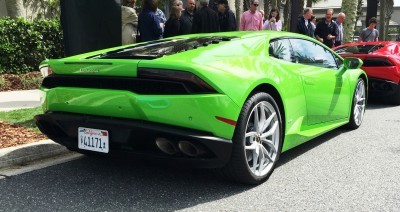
[155,137,178,155]
[178,140,206,157]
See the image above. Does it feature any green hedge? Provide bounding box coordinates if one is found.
[0,17,64,74]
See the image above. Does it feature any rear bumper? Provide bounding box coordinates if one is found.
[35,112,232,168]
[368,78,399,98]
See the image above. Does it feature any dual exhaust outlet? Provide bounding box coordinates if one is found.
[155,137,206,157]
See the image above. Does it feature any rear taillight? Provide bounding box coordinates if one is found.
[137,68,217,94]
[39,65,54,77]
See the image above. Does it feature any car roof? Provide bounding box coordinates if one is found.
[338,41,400,47]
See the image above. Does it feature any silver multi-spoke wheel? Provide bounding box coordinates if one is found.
[353,80,366,126]
[346,78,366,129]
[219,92,282,184]
[244,101,280,177]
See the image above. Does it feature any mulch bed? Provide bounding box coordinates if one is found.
[0,72,42,91]
[0,121,47,149]
[1,72,47,149]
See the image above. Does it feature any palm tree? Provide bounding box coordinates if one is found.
[306,0,323,8]
[297,0,304,15]
[354,0,363,31]
[341,0,358,43]
[235,0,242,30]
[283,0,291,31]
[271,0,278,10]
[5,0,25,19]
[264,0,270,16]
[379,0,394,41]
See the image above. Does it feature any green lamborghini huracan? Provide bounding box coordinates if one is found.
[35,31,367,184]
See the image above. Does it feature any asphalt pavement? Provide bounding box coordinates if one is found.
[0,89,70,169]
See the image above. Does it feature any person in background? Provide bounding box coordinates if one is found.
[121,0,138,45]
[309,15,316,37]
[138,0,163,42]
[155,5,167,31]
[180,0,196,34]
[334,12,346,46]
[240,0,263,31]
[262,8,282,31]
[192,0,220,33]
[164,6,183,38]
[296,7,313,37]
[259,9,265,23]
[315,8,338,48]
[216,0,236,32]
[359,17,379,42]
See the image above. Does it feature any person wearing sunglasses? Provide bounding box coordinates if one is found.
[239,0,263,31]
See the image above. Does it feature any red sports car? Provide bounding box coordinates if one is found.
[334,41,400,104]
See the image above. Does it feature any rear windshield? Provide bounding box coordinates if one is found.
[90,36,237,60]
[334,45,384,54]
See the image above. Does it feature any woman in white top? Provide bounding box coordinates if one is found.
[262,8,282,31]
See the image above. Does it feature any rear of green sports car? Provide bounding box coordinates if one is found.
[35,32,266,167]
[35,31,367,184]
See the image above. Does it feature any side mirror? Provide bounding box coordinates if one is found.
[343,57,363,69]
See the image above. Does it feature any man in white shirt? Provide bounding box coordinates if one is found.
[334,12,345,47]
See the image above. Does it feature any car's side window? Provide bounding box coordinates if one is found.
[289,38,338,69]
[269,39,293,63]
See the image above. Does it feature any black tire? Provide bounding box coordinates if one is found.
[346,78,366,129]
[218,92,283,184]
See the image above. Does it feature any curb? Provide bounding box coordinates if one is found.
[0,139,70,169]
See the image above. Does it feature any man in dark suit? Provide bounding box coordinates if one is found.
[216,0,236,32]
[296,7,313,37]
[315,9,338,48]
[192,0,220,33]
[180,0,196,34]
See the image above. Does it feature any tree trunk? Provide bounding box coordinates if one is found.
[306,0,312,7]
[290,0,299,32]
[235,0,242,30]
[341,0,358,43]
[298,0,304,16]
[270,0,277,9]
[354,0,363,31]
[383,0,394,40]
[5,0,25,19]
[264,0,270,15]
[283,0,291,31]
[379,0,385,40]
[365,0,378,27]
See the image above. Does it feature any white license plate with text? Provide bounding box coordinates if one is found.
[78,127,109,153]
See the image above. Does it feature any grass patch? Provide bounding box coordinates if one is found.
[0,107,43,132]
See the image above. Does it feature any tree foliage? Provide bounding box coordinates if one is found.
[0,17,64,74]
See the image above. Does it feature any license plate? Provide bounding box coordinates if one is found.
[78,127,109,153]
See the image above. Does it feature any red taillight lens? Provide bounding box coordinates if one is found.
[39,65,54,77]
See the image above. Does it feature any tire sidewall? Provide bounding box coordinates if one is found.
[348,78,366,129]
[231,92,283,183]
